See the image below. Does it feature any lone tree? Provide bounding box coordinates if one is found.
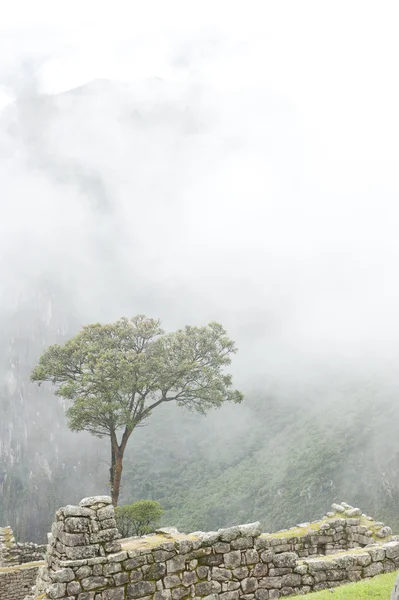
[31,316,243,505]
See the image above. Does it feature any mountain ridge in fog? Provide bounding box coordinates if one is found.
[1,76,399,542]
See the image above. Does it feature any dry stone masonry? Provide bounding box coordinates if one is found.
[0,525,46,600]
[0,526,47,566]
[22,498,399,600]
[0,564,42,600]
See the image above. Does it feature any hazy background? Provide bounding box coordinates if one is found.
[2,1,399,542]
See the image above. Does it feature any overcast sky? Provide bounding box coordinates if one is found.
[2,1,399,387]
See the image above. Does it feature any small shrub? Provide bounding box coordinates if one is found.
[115,500,164,537]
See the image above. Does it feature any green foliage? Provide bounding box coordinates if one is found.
[115,500,164,537]
[31,315,243,438]
[290,571,398,599]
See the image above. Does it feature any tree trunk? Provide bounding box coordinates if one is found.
[110,428,132,506]
[111,450,124,506]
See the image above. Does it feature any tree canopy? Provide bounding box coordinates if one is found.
[31,315,243,504]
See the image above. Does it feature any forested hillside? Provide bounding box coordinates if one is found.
[1,78,399,544]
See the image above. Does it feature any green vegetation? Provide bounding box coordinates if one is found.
[115,500,164,537]
[290,571,398,599]
[4,370,399,544]
[30,315,242,506]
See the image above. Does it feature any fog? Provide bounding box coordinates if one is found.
[2,1,399,541]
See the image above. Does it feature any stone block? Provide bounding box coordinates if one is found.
[67,581,82,594]
[79,496,112,507]
[102,589,125,600]
[245,549,260,564]
[172,586,191,600]
[167,555,186,573]
[81,576,109,590]
[212,567,232,581]
[241,577,258,593]
[127,581,156,598]
[164,575,182,589]
[363,562,384,577]
[224,551,242,568]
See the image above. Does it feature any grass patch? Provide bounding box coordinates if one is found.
[121,532,199,551]
[262,513,394,543]
[290,571,398,599]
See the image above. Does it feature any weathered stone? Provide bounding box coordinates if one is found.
[260,550,273,563]
[259,577,282,590]
[46,583,67,599]
[92,562,103,575]
[241,577,257,593]
[90,529,120,544]
[153,550,176,562]
[237,523,262,538]
[255,590,269,600]
[164,575,182,589]
[143,562,167,579]
[167,555,186,573]
[363,562,384,577]
[62,506,96,518]
[65,544,99,560]
[224,551,242,568]
[79,496,112,507]
[345,508,362,517]
[214,542,231,553]
[182,570,198,586]
[64,517,91,534]
[114,571,129,585]
[51,567,75,583]
[78,593,95,600]
[219,592,240,600]
[102,589,125,600]
[232,537,254,550]
[101,518,117,529]
[106,550,126,562]
[76,566,93,579]
[195,581,221,596]
[376,526,393,538]
[212,567,232,581]
[172,586,191,600]
[196,565,209,579]
[129,569,143,582]
[198,554,224,566]
[104,541,122,553]
[219,527,241,542]
[81,576,109,590]
[103,563,122,575]
[272,552,297,568]
[59,531,88,547]
[294,565,307,575]
[245,549,259,564]
[251,563,268,577]
[127,581,156,598]
[177,540,193,554]
[97,506,115,521]
[383,559,396,572]
[232,567,249,580]
[154,591,172,600]
[255,537,271,550]
[67,581,82,595]
[124,556,147,569]
[384,541,399,559]
[268,568,291,577]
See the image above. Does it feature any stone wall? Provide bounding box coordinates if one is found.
[0,563,42,600]
[25,497,399,600]
[0,526,47,566]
